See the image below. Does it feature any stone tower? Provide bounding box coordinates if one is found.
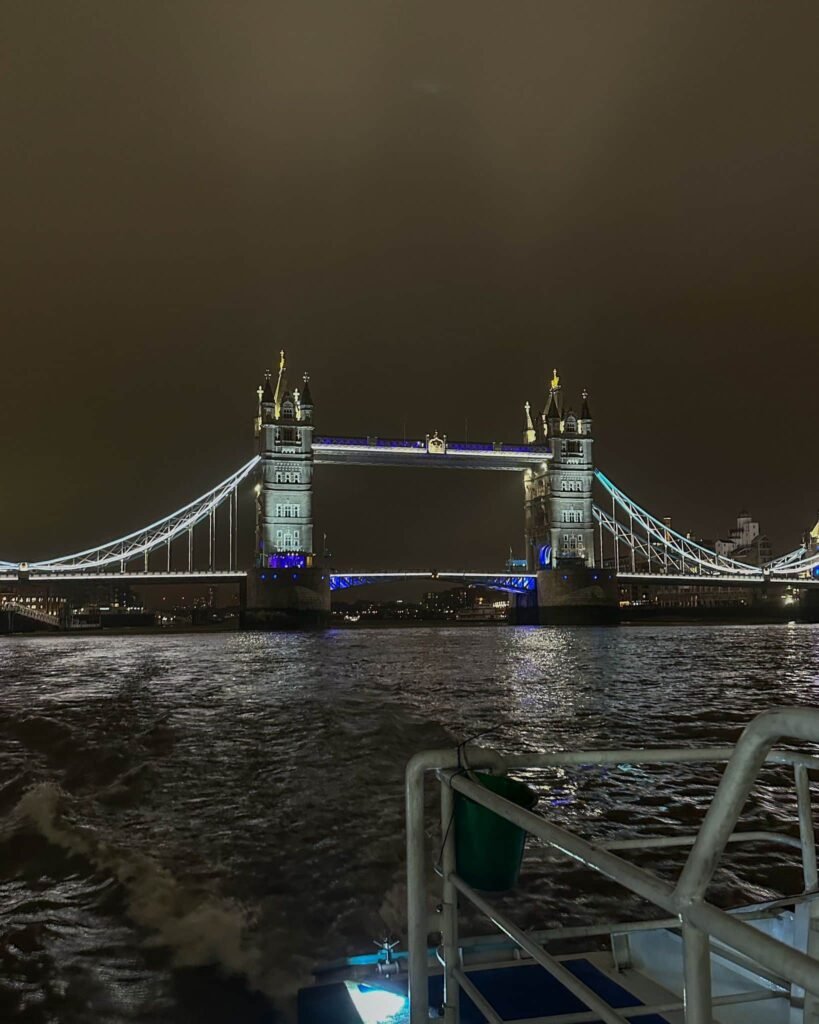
[255,352,315,567]
[245,352,329,627]
[547,385,596,568]
[523,370,617,624]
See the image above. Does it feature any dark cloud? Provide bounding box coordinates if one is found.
[1,1,817,568]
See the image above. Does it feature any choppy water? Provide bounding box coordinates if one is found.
[1,624,818,1022]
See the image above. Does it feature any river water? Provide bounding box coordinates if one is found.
[1,624,818,1022]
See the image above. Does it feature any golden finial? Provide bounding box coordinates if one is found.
[550,368,560,391]
[279,349,286,372]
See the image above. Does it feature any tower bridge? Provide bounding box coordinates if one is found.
[2,353,818,627]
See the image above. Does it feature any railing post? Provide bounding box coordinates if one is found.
[229,488,234,572]
[795,764,818,890]
[405,748,505,1024]
[441,777,459,1023]
[682,922,713,1023]
[406,756,430,1024]
[795,764,819,1022]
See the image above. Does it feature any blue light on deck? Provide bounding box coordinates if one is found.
[345,981,407,1023]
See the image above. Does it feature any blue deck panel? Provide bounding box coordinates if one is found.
[298,957,669,1023]
[428,959,669,1023]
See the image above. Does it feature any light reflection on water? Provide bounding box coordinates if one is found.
[0,624,817,1021]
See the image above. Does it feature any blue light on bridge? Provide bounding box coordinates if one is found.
[268,554,307,569]
[329,573,536,594]
[538,544,552,569]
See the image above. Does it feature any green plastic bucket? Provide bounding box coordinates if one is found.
[454,772,538,892]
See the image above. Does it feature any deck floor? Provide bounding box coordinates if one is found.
[298,956,671,1022]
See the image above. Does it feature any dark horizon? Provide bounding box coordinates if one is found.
[2,2,817,569]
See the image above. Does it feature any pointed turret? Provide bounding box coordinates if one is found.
[259,370,275,426]
[578,388,592,436]
[580,389,591,420]
[523,401,536,444]
[301,372,313,408]
[544,368,562,436]
[300,372,314,424]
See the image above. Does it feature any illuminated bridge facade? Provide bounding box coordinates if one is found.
[2,354,817,626]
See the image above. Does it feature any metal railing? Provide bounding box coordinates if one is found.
[405,708,819,1023]
[1,600,62,627]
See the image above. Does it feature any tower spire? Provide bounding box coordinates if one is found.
[545,368,562,424]
[273,349,287,418]
[523,400,536,444]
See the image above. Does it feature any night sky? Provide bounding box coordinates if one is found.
[2,2,817,572]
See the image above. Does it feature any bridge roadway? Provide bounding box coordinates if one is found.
[312,436,552,470]
[1,570,816,589]
[0,570,534,594]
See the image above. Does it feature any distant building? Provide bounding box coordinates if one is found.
[421,587,472,617]
[715,512,772,567]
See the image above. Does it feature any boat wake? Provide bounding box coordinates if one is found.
[6,782,310,1017]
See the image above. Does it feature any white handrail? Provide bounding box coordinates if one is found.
[406,711,819,1024]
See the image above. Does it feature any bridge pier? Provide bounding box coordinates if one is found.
[799,587,819,623]
[242,567,330,630]
[511,589,539,625]
[536,566,619,625]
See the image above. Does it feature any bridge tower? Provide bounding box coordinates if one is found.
[548,385,595,567]
[524,370,618,625]
[244,352,330,628]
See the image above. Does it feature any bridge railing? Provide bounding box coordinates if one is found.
[407,708,819,1023]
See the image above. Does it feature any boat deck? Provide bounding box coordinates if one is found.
[298,953,675,1023]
